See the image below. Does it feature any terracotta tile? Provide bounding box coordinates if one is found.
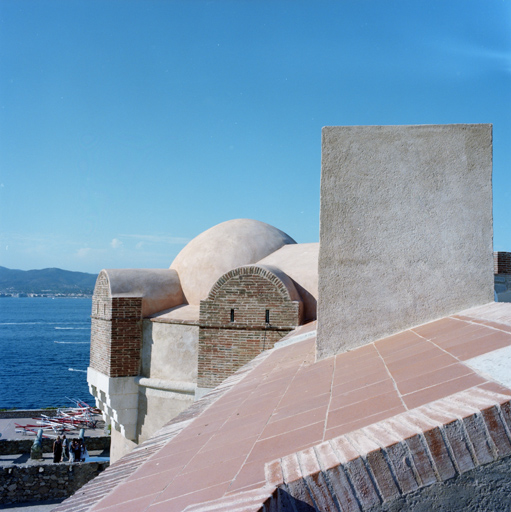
[271,392,331,422]
[182,436,258,474]
[380,340,437,364]
[151,434,213,461]
[333,363,388,387]
[335,351,381,370]
[282,376,332,402]
[374,330,424,356]
[329,379,397,411]
[254,379,290,398]
[396,363,474,395]
[478,320,511,333]
[402,373,487,409]
[146,482,230,512]
[208,416,269,446]
[388,352,458,383]
[431,325,493,348]
[94,466,180,509]
[131,452,193,479]
[154,455,246,503]
[412,317,466,339]
[334,346,379,367]
[383,346,446,372]
[325,406,406,442]
[327,391,404,430]
[477,381,511,396]
[261,405,328,439]
[445,331,511,360]
[246,421,324,464]
[173,417,226,440]
[233,395,283,418]
[331,373,391,396]
[93,493,158,512]
[228,460,267,492]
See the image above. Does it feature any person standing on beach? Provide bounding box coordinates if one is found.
[53,436,62,463]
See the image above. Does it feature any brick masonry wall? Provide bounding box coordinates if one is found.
[89,272,143,378]
[198,328,287,388]
[495,252,511,275]
[198,266,303,388]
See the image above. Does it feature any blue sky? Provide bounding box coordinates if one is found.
[1,0,510,274]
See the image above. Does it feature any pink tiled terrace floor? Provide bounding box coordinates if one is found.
[91,304,511,512]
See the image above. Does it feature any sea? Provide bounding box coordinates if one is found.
[0,297,95,410]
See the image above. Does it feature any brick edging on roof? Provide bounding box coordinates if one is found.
[263,387,511,512]
[52,348,275,512]
[183,387,511,512]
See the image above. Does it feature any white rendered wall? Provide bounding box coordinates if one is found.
[317,124,494,359]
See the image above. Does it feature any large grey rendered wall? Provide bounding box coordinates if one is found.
[317,124,494,360]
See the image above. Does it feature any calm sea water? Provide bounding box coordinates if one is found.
[0,297,94,409]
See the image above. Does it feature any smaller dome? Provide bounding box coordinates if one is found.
[170,219,296,305]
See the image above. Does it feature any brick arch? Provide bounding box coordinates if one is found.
[206,264,300,304]
[198,265,303,388]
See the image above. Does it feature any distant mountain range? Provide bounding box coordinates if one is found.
[0,267,98,295]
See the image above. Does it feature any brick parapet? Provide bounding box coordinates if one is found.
[259,388,511,511]
[494,251,511,275]
[89,271,143,378]
[197,265,303,388]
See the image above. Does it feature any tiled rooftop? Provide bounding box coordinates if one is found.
[55,303,511,512]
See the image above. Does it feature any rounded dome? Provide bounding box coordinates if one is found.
[170,219,296,305]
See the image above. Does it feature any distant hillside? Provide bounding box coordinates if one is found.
[0,267,98,295]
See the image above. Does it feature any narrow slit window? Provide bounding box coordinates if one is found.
[265,309,270,324]
[230,309,235,322]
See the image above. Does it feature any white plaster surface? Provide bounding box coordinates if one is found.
[170,219,296,305]
[465,345,511,389]
[318,124,494,359]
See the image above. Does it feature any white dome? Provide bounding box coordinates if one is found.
[170,219,296,304]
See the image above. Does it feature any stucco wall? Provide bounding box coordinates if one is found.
[136,388,194,445]
[141,321,199,382]
[317,124,494,359]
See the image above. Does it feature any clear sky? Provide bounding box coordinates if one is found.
[1,0,510,274]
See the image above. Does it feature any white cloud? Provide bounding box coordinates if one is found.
[111,238,123,249]
[119,234,190,245]
[76,247,92,258]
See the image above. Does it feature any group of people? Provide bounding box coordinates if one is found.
[52,434,88,463]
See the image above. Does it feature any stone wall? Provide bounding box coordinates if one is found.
[1,461,109,504]
[0,437,110,456]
